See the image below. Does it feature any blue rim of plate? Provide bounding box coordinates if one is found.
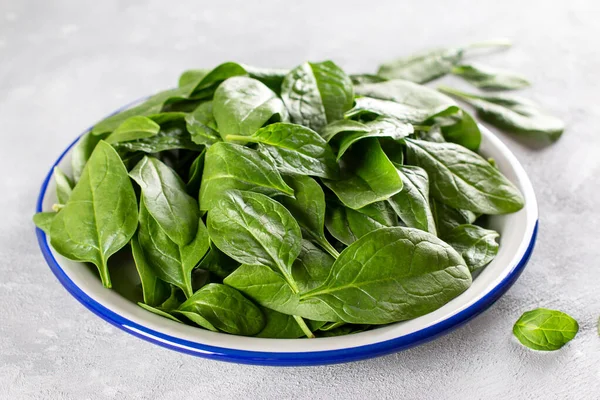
[35,107,538,366]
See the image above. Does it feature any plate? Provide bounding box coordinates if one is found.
[35,100,538,366]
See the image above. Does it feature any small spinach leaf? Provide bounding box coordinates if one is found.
[49,141,138,288]
[377,47,464,83]
[281,61,354,132]
[113,121,203,154]
[354,79,455,111]
[71,132,108,182]
[513,308,579,351]
[444,224,499,272]
[431,199,478,238]
[177,283,265,336]
[323,138,403,209]
[213,76,288,139]
[405,138,524,214]
[199,142,293,210]
[53,167,73,205]
[185,101,221,145]
[426,107,481,152]
[300,227,471,324]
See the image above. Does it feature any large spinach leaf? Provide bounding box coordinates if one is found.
[281,61,354,132]
[300,227,472,324]
[199,142,293,210]
[405,138,524,214]
[49,141,138,288]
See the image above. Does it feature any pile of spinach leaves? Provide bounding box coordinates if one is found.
[35,41,559,339]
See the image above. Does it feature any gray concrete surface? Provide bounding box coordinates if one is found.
[1,0,599,398]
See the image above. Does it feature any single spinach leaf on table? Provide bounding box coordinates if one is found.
[227,123,339,179]
[131,235,170,307]
[405,138,524,214]
[130,156,200,246]
[53,167,73,204]
[431,198,478,237]
[387,165,436,234]
[177,283,265,336]
[323,138,403,210]
[279,175,339,258]
[444,224,499,272]
[49,141,138,288]
[438,86,564,141]
[199,142,293,210]
[185,101,221,145]
[281,61,354,132]
[137,196,209,298]
[213,76,289,139]
[33,211,57,235]
[207,190,302,292]
[104,116,160,144]
[452,63,530,90]
[425,106,481,151]
[300,227,472,324]
[513,308,579,351]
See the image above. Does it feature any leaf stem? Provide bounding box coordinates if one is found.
[293,315,316,338]
[317,238,340,259]
[99,262,112,289]
[225,134,256,143]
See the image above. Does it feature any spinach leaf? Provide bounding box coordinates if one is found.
[415,125,446,143]
[131,234,170,307]
[291,240,335,293]
[431,198,478,238]
[300,227,471,324]
[190,62,248,94]
[377,47,464,83]
[325,202,393,246]
[325,117,413,160]
[207,190,302,292]
[387,165,436,234]
[256,308,306,338]
[137,196,209,298]
[197,243,240,278]
[438,87,564,141]
[354,79,455,111]
[177,283,265,336]
[71,131,108,182]
[199,142,293,210]
[105,116,160,144]
[178,69,209,88]
[53,167,73,205]
[224,265,340,322]
[227,123,339,179]
[113,121,203,154]
[130,156,200,246]
[279,175,339,258]
[186,150,205,195]
[49,141,138,288]
[213,76,288,139]
[426,107,481,151]
[33,211,57,234]
[444,224,499,272]
[321,120,369,142]
[323,138,403,209]
[513,308,579,351]
[185,101,221,145]
[452,63,530,90]
[281,61,354,132]
[405,138,524,214]
[345,97,437,124]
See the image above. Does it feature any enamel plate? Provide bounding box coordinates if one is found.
[35,100,538,366]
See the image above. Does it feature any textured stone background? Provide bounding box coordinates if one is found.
[1,0,599,398]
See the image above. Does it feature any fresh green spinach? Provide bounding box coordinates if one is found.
[513,309,579,351]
